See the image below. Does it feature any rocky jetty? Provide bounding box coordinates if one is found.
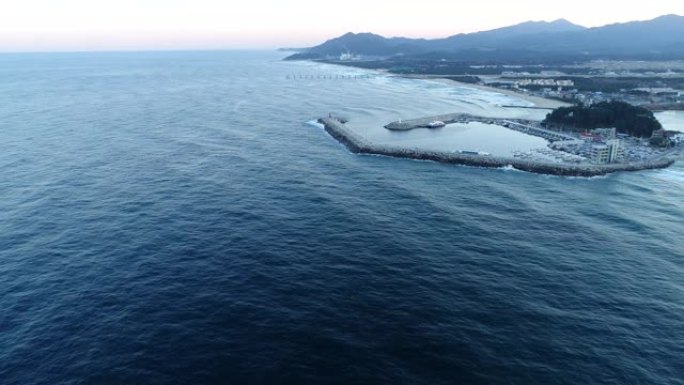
[319,118,676,177]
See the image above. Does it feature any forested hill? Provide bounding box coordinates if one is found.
[287,15,684,62]
[543,102,662,138]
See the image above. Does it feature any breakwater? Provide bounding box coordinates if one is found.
[384,113,474,131]
[385,113,543,131]
[501,105,554,110]
[319,118,675,176]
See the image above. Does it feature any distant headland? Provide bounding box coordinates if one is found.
[285,15,684,63]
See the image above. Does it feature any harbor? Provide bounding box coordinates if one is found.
[319,117,676,176]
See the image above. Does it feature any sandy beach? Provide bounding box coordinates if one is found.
[398,74,570,109]
[319,64,568,111]
[404,75,571,108]
[449,80,570,109]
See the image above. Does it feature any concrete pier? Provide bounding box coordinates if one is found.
[383,114,572,143]
[384,113,472,131]
[319,118,676,177]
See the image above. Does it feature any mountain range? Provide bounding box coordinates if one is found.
[286,15,684,62]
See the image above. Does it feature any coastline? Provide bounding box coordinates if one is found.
[304,61,679,174]
[398,74,571,110]
[319,61,683,119]
[311,60,569,111]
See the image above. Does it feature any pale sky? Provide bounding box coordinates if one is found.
[0,0,683,51]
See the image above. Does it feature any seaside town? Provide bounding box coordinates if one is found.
[382,112,683,166]
[484,75,684,111]
[511,124,684,165]
[316,75,684,176]
[283,18,684,176]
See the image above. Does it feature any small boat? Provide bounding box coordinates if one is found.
[427,121,446,129]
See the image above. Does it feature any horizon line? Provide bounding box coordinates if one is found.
[0,47,286,55]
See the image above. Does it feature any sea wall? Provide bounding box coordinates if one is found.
[385,113,466,130]
[319,118,675,177]
[383,113,541,131]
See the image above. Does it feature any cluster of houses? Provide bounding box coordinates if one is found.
[513,78,575,88]
[550,128,627,164]
[548,126,684,164]
[652,129,684,145]
[494,76,684,107]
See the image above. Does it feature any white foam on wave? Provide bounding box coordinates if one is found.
[650,165,684,184]
[305,120,325,129]
[499,165,523,172]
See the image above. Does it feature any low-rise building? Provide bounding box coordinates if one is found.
[651,129,667,139]
[593,127,617,140]
[673,133,684,145]
[514,78,575,88]
[580,132,603,142]
[551,140,585,152]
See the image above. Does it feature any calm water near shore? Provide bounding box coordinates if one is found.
[380,121,549,156]
[656,110,684,131]
[1,50,683,385]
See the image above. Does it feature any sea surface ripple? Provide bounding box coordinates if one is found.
[0,51,683,385]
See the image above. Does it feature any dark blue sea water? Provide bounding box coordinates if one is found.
[1,51,683,385]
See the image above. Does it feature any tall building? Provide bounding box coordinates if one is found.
[592,139,624,164]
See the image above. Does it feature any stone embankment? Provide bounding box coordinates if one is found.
[319,118,675,177]
[384,113,472,131]
[385,113,577,141]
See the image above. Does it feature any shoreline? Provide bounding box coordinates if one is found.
[305,61,679,175]
[318,117,676,177]
[311,60,683,115]
[311,62,568,111]
[397,74,571,110]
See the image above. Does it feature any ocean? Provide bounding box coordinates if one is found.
[0,50,682,385]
